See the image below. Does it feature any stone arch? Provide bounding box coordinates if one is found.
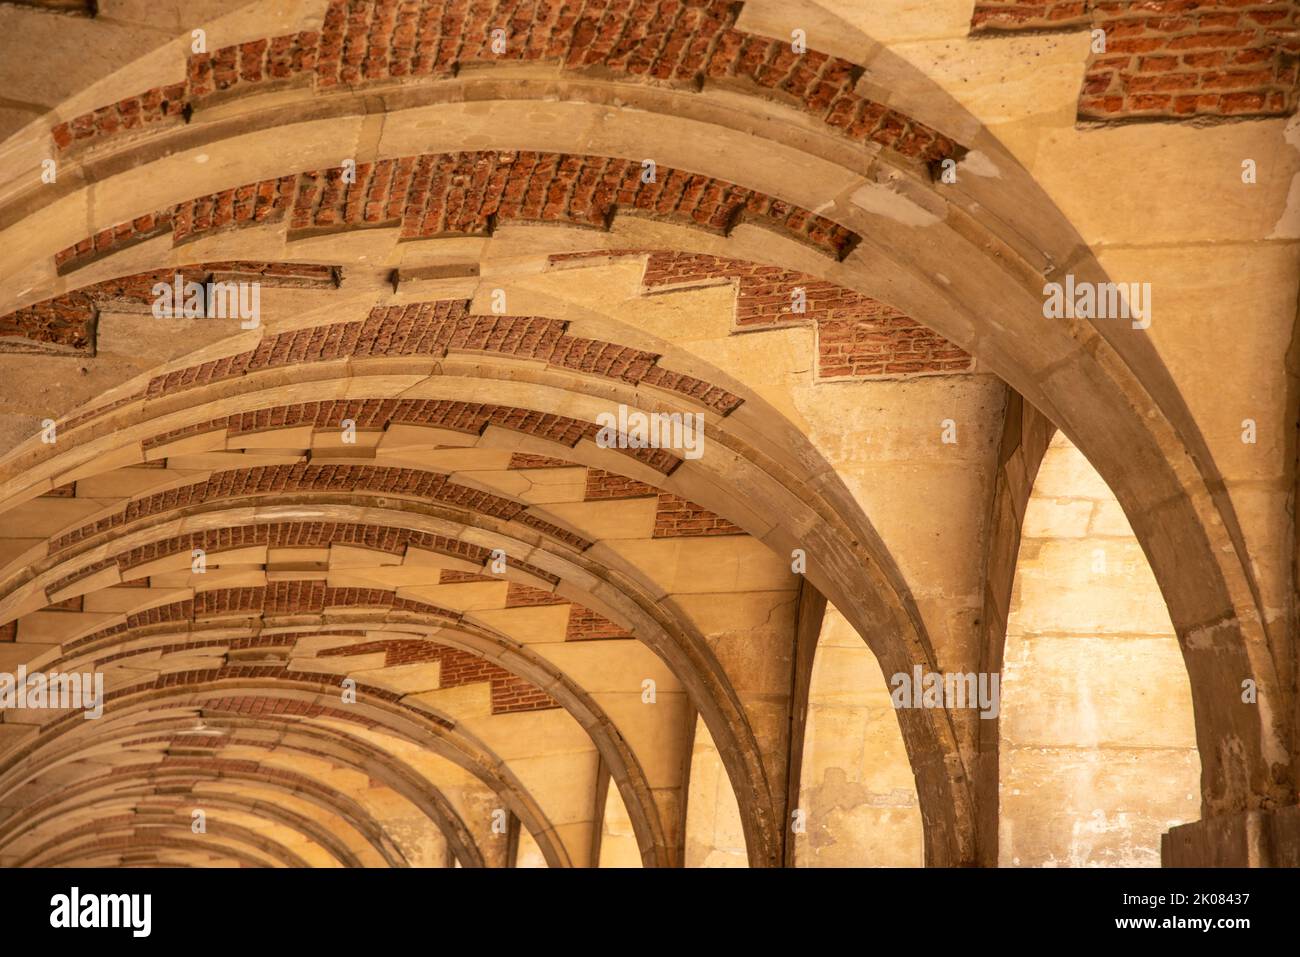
[13,599,676,866]
[0,311,984,863]
[0,0,1289,868]
[8,785,369,867]
[0,704,487,867]
[0,664,580,866]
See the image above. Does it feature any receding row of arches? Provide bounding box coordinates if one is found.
[0,0,1291,868]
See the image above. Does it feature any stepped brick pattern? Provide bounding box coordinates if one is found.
[317,638,559,713]
[137,298,741,419]
[2,262,336,355]
[44,463,587,564]
[559,250,974,379]
[46,521,493,597]
[41,470,746,610]
[64,585,457,651]
[135,397,680,477]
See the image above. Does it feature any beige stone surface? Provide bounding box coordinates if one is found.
[684,718,748,868]
[1001,433,1199,867]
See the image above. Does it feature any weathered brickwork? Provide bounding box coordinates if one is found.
[971,1,1300,122]
[199,695,364,723]
[172,177,297,245]
[37,502,739,648]
[160,691,386,731]
[132,299,740,420]
[52,152,863,270]
[70,662,411,729]
[292,152,857,259]
[584,467,660,500]
[46,521,493,598]
[31,834,257,868]
[63,393,147,431]
[652,493,743,537]
[61,586,460,657]
[507,452,574,468]
[437,569,497,583]
[571,250,974,379]
[970,1,1095,31]
[51,84,185,153]
[317,638,559,713]
[202,582,458,619]
[516,513,589,550]
[643,250,836,329]
[188,32,320,99]
[504,582,566,607]
[91,633,308,669]
[817,314,972,379]
[134,397,679,476]
[43,461,584,557]
[52,211,172,274]
[2,262,337,354]
[564,605,633,640]
[52,178,297,273]
[59,1,963,166]
[639,364,745,412]
[0,289,98,353]
[119,735,226,750]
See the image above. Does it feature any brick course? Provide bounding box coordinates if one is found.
[652,492,743,537]
[135,299,740,421]
[58,151,859,271]
[45,463,584,563]
[2,262,337,354]
[971,0,1300,122]
[52,211,171,274]
[504,582,566,606]
[438,568,498,583]
[291,152,857,259]
[564,604,633,640]
[318,638,559,713]
[172,177,297,245]
[57,1,963,166]
[507,452,574,468]
[63,584,460,655]
[584,467,660,500]
[584,250,975,380]
[51,84,186,153]
[47,521,492,598]
[135,396,680,476]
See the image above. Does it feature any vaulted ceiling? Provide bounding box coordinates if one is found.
[0,0,1297,868]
